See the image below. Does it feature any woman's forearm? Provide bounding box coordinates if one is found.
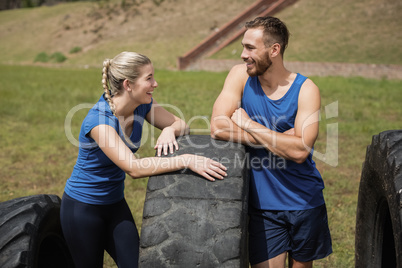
[128,155,187,179]
[128,154,227,182]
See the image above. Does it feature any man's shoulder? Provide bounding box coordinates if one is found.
[298,75,321,109]
[225,64,249,89]
[300,76,319,94]
[230,63,248,76]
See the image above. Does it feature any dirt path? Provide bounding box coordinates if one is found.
[191,59,402,80]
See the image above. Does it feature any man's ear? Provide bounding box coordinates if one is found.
[123,79,131,91]
[271,43,281,58]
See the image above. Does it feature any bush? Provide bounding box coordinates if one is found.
[34,52,67,63]
[50,52,67,63]
[34,52,49,63]
[69,46,82,54]
[152,0,164,6]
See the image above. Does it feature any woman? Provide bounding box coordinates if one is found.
[60,51,227,268]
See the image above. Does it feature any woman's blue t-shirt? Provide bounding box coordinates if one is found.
[64,95,152,205]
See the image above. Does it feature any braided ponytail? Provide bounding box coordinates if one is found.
[102,59,116,115]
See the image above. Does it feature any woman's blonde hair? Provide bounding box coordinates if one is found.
[102,51,151,114]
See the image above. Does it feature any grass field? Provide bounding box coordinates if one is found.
[0,0,401,68]
[1,64,401,267]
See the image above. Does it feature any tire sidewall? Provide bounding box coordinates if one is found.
[355,131,402,268]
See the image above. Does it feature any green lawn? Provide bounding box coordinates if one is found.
[1,65,401,267]
[0,0,401,68]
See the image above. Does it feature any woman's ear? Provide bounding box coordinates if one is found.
[123,79,131,91]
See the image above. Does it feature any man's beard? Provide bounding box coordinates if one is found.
[246,56,272,77]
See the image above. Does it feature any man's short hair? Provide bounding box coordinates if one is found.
[245,16,290,55]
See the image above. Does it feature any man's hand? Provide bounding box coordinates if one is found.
[231,108,252,130]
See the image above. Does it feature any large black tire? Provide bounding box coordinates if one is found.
[139,135,249,268]
[0,194,74,268]
[355,130,402,267]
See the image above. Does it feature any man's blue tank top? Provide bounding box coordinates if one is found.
[241,74,325,210]
[64,94,152,205]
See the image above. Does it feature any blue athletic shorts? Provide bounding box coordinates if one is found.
[248,204,332,265]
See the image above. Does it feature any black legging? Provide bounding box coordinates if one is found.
[60,193,139,268]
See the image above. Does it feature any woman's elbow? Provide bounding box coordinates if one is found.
[126,162,144,179]
[128,170,144,179]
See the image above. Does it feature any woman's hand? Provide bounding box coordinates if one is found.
[154,126,179,156]
[182,154,227,182]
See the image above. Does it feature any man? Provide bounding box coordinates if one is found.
[211,16,332,268]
